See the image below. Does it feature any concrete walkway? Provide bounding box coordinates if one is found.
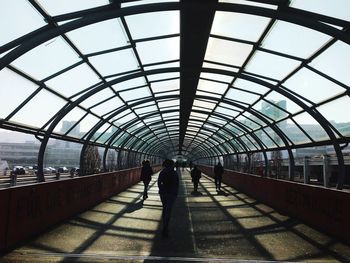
[2,169,350,262]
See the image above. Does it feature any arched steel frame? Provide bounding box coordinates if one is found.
[28,66,345,188]
[0,2,348,188]
[78,95,275,175]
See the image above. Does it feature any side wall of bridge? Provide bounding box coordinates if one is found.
[199,165,350,244]
[0,166,161,252]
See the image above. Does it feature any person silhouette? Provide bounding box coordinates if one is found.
[157,159,179,238]
[214,162,224,191]
[190,165,201,193]
[140,160,153,200]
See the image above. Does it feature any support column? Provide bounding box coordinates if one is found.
[303,156,310,184]
[288,158,293,181]
[323,155,330,187]
[10,171,17,186]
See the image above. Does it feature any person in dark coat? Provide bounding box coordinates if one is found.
[190,165,201,193]
[214,162,224,191]
[158,159,179,238]
[140,160,153,200]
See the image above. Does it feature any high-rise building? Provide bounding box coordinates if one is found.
[61,121,80,136]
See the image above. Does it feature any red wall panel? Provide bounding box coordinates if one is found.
[0,166,159,251]
[199,165,350,243]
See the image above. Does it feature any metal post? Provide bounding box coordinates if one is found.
[10,171,17,186]
[303,156,310,184]
[323,155,330,187]
[288,158,293,181]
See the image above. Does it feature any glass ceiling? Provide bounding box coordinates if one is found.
[0,0,349,174]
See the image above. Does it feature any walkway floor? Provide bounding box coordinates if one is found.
[2,169,350,262]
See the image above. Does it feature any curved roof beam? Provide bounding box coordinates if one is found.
[34,67,341,184]
[2,2,350,71]
[130,122,236,155]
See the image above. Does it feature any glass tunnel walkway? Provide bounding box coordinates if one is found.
[2,168,350,263]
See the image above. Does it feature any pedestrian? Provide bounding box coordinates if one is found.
[190,165,201,193]
[140,160,153,200]
[214,162,224,191]
[158,159,179,238]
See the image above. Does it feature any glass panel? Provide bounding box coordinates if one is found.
[246,134,260,149]
[242,111,267,127]
[226,88,260,104]
[290,0,350,22]
[241,135,258,150]
[284,67,345,104]
[197,79,228,95]
[208,116,227,125]
[242,112,266,129]
[231,139,244,151]
[0,1,46,46]
[136,37,179,65]
[154,90,179,97]
[144,116,162,124]
[158,99,179,108]
[262,20,331,58]
[134,105,158,115]
[265,91,302,114]
[54,108,86,134]
[202,62,239,73]
[91,96,125,117]
[200,72,233,83]
[114,111,137,125]
[195,90,220,99]
[12,37,80,80]
[92,123,112,143]
[151,79,179,93]
[36,0,109,16]
[193,99,217,110]
[80,88,115,108]
[113,77,147,92]
[263,127,285,147]
[212,12,270,42]
[234,78,270,95]
[253,100,288,121]
[76,114,101,138]
[205,37,253,67]
[226,123,244,135]
[46,63,100,98]
[144,61,180,71]
[0,68,38,119]
[190,112,208,120]
[254,130,277,148]
[67,18,128,54]
[89,48,138,76]
[11,89,67,128]
[317,95,350,137]
[127,121,142,133]
[245,51,300,80]
[112,132,127,146]
[277,119,311,145]
[120,86,152,101]
[215,104,240,118]
[162,112,178,119]
[239,114,262,130]
[219,0,277,9]
[293,112,329,141]
[218,129,232,140]
[125,11,179,39]
[148,72,179,82]
[310,41,350,87]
